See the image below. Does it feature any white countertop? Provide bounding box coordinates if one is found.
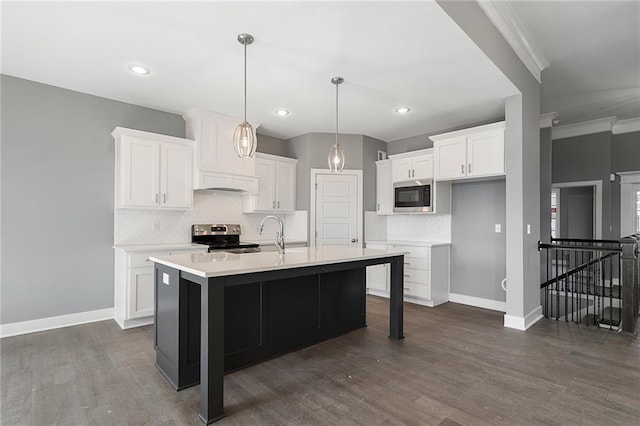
[149,245,406,278]
[113,243,208,252]
[365,240,450,247]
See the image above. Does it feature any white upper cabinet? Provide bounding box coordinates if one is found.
[183,108,259,191]
[375,160,393,214]
[391,150,433,183]
[243,153,297,213]
[113,127,193,210]
[432,121,505,181]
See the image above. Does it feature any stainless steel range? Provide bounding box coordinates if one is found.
[191,224,260,253]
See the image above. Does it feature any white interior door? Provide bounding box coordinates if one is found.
[313,172,360,247]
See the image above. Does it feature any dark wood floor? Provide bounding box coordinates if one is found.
[2,297,639,425]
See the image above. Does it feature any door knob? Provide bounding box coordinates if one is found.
[351,238,358,243]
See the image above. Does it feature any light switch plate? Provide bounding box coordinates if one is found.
[495,224,501,233]
[527,224,531,235]
[162,272,170,285]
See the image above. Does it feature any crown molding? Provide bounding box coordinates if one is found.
[477,0,549,83]
[552,117,617,140]
[539,112,558,129]
[612,118,640,135]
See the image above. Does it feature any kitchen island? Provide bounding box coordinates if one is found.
[149,246,405,424]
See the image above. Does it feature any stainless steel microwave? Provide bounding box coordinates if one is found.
[393,179,433,213]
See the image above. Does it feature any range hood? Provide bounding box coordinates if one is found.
[196,170,258,193]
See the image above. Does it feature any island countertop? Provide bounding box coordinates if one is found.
[149,245,406,278]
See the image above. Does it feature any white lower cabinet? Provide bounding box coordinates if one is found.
[365,242,450,307]
[114,246,207,329]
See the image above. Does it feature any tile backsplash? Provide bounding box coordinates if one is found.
[386,213,451,242]
[115,191,307,245]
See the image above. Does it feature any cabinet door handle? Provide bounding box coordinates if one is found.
[403,274,411,277]
[377,203,380,211]
[155,193,159,203]
[277,201,280,209]
[272,201,276,209]
[408,169,411,178]
[412,169,415,178]
[468,163,472,174]
[403,287,410,291]
[163,194,167,203]
[461,164,464,174]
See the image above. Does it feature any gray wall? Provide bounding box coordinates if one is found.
[1,75,186,324]
[257,133,289,157]
[387,134,431,155]
[451,180,506,302]
[552,131,614,238]
[362,136,387,212]
[612,131,640,172]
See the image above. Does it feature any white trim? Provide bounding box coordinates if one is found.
[552,117,617,140]
[309,169,363,248]
[552,180,603,239]
[476,1,548,83]
[0,308,114,338]
[449,293,506,312]
[428,121,505,142]
[539,112,558,129]
[114,315,154,330]
[504,305,543,331]
[613,118,640,135]
[618,171,640,184]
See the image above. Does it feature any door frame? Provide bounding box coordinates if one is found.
[551,180,602,239]
[310,169,363,248]
[619,171,640,237]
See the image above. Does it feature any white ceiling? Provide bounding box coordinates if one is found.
[1,1,518,142]
[509,0,640,126]
[4,2,637,142]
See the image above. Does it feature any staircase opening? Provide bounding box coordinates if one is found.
[539,235,639,335]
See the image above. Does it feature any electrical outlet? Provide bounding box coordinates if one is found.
[495,224,501,233]
[527,224,531,235]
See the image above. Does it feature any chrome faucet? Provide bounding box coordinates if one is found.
[257,215,285,254]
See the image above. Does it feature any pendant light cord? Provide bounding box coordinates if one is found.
[335,80,339,146]
[243,41,247,123]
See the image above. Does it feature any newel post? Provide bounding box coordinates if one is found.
[620,236,639,334]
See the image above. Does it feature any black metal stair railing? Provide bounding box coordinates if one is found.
[538,235,639,334]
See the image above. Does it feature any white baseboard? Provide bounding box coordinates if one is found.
[504,305,543,331]
[0,308,114,338]
[449,293,506,312]
[114,315,154,330]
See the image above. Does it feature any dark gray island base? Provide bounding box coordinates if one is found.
[152,252,405,424]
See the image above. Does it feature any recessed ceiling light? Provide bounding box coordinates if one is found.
[394,106,411,114]
[274,109,290,117]
[128,64,151,75]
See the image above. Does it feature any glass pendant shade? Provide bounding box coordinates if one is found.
[233,121,256,158]
[328,143,345,172]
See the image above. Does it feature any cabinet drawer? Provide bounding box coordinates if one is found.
[389,244,430,259]
[404,257,429,270]
[403,267,429,285]
[404,281,430,300]
[129,252,165,267]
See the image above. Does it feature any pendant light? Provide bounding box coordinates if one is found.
[328,77,346,172]
[233,33,256,158]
